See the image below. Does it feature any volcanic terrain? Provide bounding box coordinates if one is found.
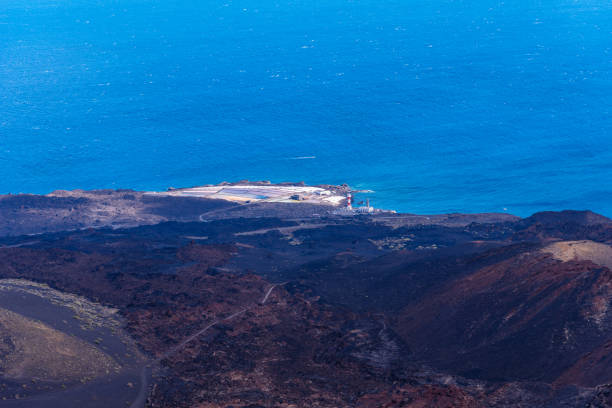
[0,184,610,407]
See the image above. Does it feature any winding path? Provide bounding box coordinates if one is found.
[129,284,279,408]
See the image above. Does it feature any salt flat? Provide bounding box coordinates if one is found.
[146,184,346,205]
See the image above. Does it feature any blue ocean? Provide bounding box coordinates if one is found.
[1,0,611,216]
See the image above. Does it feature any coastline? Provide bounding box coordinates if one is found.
[0,181,610,407]
[0,181,521,238]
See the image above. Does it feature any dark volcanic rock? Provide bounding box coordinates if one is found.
[522,210,612,227]
[396,251,612,385]
[0,196,610,407]
[513,210,612,242]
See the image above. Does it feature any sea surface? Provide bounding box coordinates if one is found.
[1,0,612,216]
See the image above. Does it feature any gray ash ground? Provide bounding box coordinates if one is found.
[0,280,147,407]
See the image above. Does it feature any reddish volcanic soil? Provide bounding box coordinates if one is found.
[396,251,612,383]
[0,190,610,407]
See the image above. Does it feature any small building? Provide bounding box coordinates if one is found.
[355,206,374,214]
